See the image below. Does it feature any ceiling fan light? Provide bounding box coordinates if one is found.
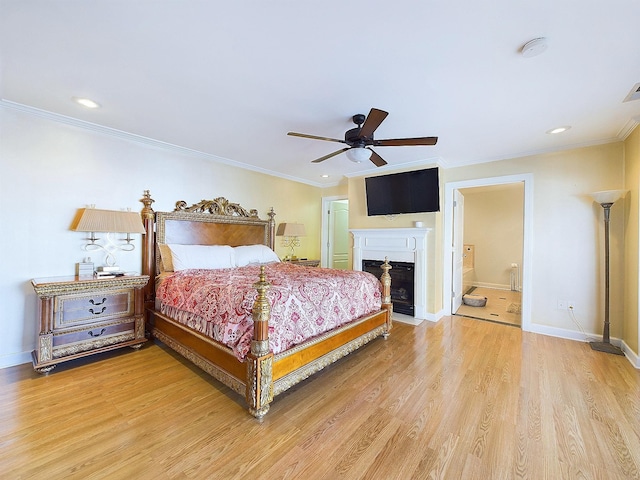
[346,147,371,163]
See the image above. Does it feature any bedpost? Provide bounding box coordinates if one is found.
[140,190,156,304]
[246,266,274,419]
[267,207,276,250]
[380,257,393,338]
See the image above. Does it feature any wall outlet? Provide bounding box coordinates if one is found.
[567,300,575,310]
[557,299,567,310]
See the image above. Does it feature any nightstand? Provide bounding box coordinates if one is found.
[286,259,320,267]
[31,274,149,374]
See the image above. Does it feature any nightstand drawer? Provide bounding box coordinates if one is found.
[56,290,133,327]
[52,320,135,357]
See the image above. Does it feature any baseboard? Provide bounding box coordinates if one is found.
[621,340,640,368]
[427,308,446,323]
[529,322,594,343]
[529,323,639,369]
[393,313,423,326]
[0,351,32,369]
[394,308,444,326]
[472,282,512,291]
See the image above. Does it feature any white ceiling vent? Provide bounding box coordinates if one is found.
[623,83,640,102]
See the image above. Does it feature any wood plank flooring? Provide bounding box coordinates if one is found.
[1,316,639,479]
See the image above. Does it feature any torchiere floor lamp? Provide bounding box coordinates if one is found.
[589,189,627,355]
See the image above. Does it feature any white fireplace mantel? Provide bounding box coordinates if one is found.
[351,228,431,320]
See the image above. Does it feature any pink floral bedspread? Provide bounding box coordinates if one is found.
[155,263,382,361]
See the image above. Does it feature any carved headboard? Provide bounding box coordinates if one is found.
[140,191,276,301]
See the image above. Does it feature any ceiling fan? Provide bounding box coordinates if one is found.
[287,108,438,167]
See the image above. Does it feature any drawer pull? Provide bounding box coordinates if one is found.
[88,328,107,337]
[89,298,107,306]
[89,307,107,315]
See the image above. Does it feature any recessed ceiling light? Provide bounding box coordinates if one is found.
[546,126,571,134]
[321,174,329,178]
[73,97,101,109]
[521,37,548,58]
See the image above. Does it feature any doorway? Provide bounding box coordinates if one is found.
[321,196,349,269]
[443,174,533,332]
[455,183,524,326]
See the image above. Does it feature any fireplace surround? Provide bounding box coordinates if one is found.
[351,228,430,320]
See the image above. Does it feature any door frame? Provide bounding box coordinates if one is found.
[321,195,348,268]
[442,173,534,332]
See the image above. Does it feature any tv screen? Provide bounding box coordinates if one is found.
[365,168,439,216]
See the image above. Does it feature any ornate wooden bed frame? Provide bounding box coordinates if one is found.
[140,190,392,419]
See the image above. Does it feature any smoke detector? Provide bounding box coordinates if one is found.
[521,38,548,58]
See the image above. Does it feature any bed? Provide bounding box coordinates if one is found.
[140,191,392,419]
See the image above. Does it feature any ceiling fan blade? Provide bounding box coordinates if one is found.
[374,136,438,146]
[311,147,350,163]
[288,132,347,144]
[358,108,389,139]
[368,148,387,167]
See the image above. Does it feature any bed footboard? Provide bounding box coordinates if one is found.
[245,261,392,419]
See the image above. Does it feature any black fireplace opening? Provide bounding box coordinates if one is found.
[362,259,415,316]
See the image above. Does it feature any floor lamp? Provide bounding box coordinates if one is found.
[589,189,627,355]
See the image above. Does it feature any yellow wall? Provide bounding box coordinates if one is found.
[3,102,638,364]
[624,125,640,353]
[347,167,440,312]
[444,144,625,336]
[461,184,524,289]
[346,143,626,340]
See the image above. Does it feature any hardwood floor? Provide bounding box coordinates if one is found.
[1,317,639,479]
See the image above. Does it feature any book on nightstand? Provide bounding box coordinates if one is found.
[94,269,125,278]
[96,266,121,272]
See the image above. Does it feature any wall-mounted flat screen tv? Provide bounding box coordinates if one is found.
[365,167,439,216]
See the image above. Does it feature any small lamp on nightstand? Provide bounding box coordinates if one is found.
[276,222,306,260]
[71,206,145,270]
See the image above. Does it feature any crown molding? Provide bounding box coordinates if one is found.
[4,99,634,187]
[342,156,445,178]
[618,116,640,140]
[1,99,333,188]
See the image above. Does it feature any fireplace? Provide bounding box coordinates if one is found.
[351,227,430,320]
[363,259,415,315]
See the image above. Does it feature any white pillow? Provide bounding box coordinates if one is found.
[167,244,235,271]
[234,245,280,266]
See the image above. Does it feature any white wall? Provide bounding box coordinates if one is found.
[0,106,323,367]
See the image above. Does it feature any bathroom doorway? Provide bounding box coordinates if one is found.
[443,174,533,332]
[455,183,524,326]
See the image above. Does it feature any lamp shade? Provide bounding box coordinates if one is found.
[71,208,145,234]
[589,190,627,205]
[276,222,306,237]
[345,147,372,163]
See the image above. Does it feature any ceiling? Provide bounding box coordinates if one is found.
[2,1,640,187]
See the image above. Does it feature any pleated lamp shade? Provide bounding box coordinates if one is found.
[71,208,145,234]
[276,223,306,237]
